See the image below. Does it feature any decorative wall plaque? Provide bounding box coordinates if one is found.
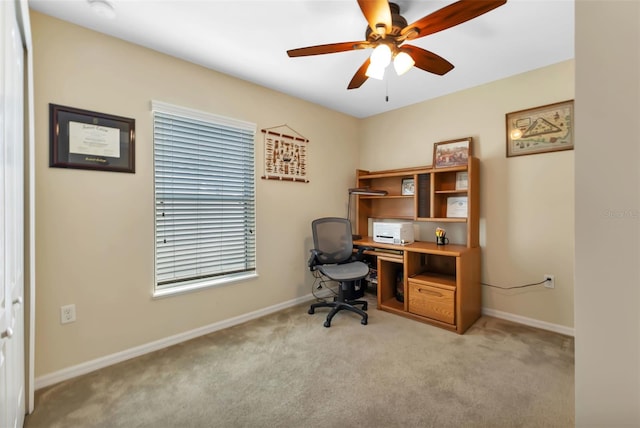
[261,125,309,182]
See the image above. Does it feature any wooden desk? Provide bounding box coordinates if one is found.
[354,237,481,334]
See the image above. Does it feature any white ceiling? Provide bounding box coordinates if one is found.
[28,0,574,118]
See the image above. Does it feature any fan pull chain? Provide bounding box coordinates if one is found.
[385,79,389,102]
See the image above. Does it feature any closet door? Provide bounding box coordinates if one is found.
[0,0,26,426]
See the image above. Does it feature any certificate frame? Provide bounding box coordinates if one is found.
[455,171,468,190]
[506,99,574,157]
[49,104,135,173]
[446,196,468,218]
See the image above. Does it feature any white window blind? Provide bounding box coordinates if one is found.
[152,101,256,292]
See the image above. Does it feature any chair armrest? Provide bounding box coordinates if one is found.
[308,249,323,271]
[353,246,374,261]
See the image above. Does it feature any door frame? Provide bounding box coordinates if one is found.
[14,0,35,414]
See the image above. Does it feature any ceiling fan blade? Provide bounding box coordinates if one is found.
[401,45,454,76]
[287,41,368,57]
[357,0,392,35]
[401,0,507,40]
[347,58,371,90]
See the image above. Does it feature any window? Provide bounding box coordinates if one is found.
[152,101,257,296]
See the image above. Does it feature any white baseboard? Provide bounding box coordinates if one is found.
[35,294,315,390]
[35,297,573,390]
[482,307,575,337]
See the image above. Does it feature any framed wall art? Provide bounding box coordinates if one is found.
[49,104,135,173]
[506,100,574,157]
[433,137,472,168]
[261,125,309,182]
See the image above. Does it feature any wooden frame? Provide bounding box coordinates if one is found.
[433,137,472,168]
[50,104,135,173]
[506,100,574,157]
[401,178,415,195]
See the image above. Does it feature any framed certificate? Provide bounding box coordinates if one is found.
[455,171,468,190]
[50,104,135,173]
[446,196,468,218]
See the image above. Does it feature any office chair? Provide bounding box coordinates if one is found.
[307,217,370,327]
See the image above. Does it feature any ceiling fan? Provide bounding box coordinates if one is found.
[287,0,507,89]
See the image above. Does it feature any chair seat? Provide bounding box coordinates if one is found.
[318,261,369,282]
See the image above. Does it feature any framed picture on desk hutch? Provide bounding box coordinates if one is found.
[352,141,480,334]
[433,137,472,168]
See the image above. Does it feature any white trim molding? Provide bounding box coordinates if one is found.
[35,294,315,390]
[482,307,575,337]
[36,298,574,390]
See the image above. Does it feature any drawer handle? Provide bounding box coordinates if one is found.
[418,288,442,297]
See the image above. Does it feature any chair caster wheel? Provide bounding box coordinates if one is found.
[323,321,331,328]
[361,319,368,325]
[308,308,314,314]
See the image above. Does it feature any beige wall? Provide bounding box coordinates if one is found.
[32,11,576,379]
[575,0,640,424]
[360,61,575,329]
[31,12,360,377]
[28,3,640,423]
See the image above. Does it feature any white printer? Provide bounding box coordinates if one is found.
[373,222,414,245]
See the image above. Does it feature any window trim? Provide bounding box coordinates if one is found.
[151,100,257,297]
[153,271,259,299]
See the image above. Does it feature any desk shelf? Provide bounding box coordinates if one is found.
[379,298,404,313]
[355,157,479,247]
[416,217,467,223]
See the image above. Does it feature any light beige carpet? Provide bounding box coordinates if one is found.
[25,295,574,428]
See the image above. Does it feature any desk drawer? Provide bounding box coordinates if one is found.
[408,281,455,324]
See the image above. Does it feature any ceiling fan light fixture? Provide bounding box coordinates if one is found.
[286,0,508,90]
[365,63,386,80]
[374,23,387,38]
[393,51,415,76]
[369,44,392,68]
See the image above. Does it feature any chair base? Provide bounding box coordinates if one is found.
[308,298,368,327]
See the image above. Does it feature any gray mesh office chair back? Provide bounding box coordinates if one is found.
[307,217,370,327]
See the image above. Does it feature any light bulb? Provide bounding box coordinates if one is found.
[393,51,415,76]
[365,63,386,80]
[370,44,392,67]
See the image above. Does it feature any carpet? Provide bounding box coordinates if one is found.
[25,295,574,428]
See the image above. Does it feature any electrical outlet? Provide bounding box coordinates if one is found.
[544,274,555,289]
[60,304,76,324]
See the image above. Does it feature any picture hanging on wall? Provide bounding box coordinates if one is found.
[261,125,309,182]
[49,104,135,173]
[506,100,574,157]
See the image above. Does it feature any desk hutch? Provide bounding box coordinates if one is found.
[353,156,480,334]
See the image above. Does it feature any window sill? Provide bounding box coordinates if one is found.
[153,272,258,299]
